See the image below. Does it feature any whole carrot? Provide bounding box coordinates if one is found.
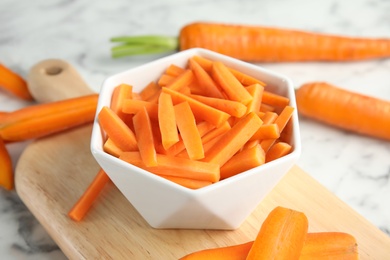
[296,82,390,141]
[110,22,390,62]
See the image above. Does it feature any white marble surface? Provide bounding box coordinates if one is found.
[1,0,390,258]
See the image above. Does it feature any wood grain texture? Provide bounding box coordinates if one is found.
[14,123,390,259]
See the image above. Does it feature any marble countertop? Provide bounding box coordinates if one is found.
[1,0,390,259]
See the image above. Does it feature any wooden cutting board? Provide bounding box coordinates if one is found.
[14,59,390,259]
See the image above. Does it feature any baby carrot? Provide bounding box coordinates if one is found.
[0,138,13,190]
[0,64,33,100]
[68,169,110,221]
[158,92,179,150]
[296,82,390,141]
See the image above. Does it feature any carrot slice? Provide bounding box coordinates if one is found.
[157,92,179,150]
[110,83,133,118]
[260,111,278,125]
[68,169,110,221]
[103,138,123,157]
[165,69,194,91]
[220,144,265,180]
[246,206,308,260]
[98,106,138,151]
[158,74,175,86]
[0,63,33,100]
[250,123,280,141]
[120,152,220,183]
[121,99,159,120]
[165,64,185,76]
[133,107,157,167]
[262,90,290,107]
[203,112,263,167]
[162,87,230,127]
[245,84,264,113]
[0,138,13,190]
[189,58,225,99]
[211,61,253,105]
[139,81,160,101]
[190,94,247,118]
[266,142,292,163]
[174,101,204,160]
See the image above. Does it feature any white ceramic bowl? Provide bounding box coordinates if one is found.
[91,48,301,230]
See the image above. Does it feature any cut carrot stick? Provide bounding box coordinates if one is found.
[0,138,13,190]
[174,102,204,160]
[245,83,264,113]
[0,101,97,142]
[0,63,33,100]
[162,87,230,127]
[190,94,247,118]
[165,64,185,77]
[203,112,263,167]
[250,123,280,141]
[68,169,110,221]
[158,92,179,150]
[139,81,160,101]
[110,83,133,119]
[103,138,123,157]
[220,144,265,179]
[0,94,98,128]
[159,175,212,190]
[296,82,390,141]
[266,142,292,163]
[260,103,275,112]
[262,90,290,107]
[165,69,194,91]
[211,61,253,105]
[133,107,157,167]
[122,99,159,120]
[98,106,138,151]
[180,241,254,260]
[189,58,225,99]
[247,206,308,260]
[120,152,220,183]
[201,121,231,145]
[158,74,175,86]
[260,111,278,125]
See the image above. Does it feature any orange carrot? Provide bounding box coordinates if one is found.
[247,206,308,260]
[296,82,390,141]
[0,138,13,190]
[0,64,33,100]
[245,84,264,113]
[110,83,133,120]
[211,61,253,105]
[180,241,254,260]
[250,123,280,141]
[0,99,97,142]
[139,81,160,101]
[203,112,263,167]
[68,169,110,221]
[162,87,230,127]
[262,90,290,107]
[174,102,204,160]
[158,92,179,150]
[133,107,157,167]
[190,94,247,118]
[220,144,265,180]
[189,58,225,99]
[158,74,175,86]
[266,142,292,163]
[122,99,159,120]
[103,138,123,157]
[98,106,138,151]
[165,69,194,91]
[165,64,185,76]
[260,111,278,125]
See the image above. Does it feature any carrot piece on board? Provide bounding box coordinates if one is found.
[250,123,280,141]
[158,92,179,150]
[189,58,225,99]
[98,106,138,152]
[139,81,160,101]
[68,169,110,221]
[0,98,97,142]
[0,138,13,190]
[165,64,185,76]
[300,232,359,260]
[133,107,157,167]
[120,152,220,183]
[203,112,263,167]
[296,82,390,141]
[174,101,204,160]
[0,94,98,128]
[260,106,294,152]
[220,144,265,180]
[265,142,292,163]
[211,61,253,105]
[162,87,230,127]
[159,175,212,190]
[0,64,33,100]
[121,99,159,120]
[246,206,308,260]
[262,90,290,107]
[245,83,264,113]
[158,74,175,86]
[165,69,194,91]
[190,94,247,118]
[103,138,123,157]
[180,241,254,260]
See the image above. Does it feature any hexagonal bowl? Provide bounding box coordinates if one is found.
[91,48,301,230]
